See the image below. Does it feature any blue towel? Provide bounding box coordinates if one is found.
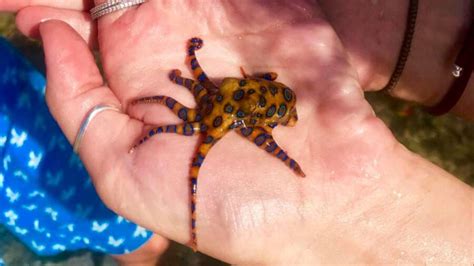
[0,37,152,256]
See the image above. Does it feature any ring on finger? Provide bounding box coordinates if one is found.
[90,0,147,20]
[73,104,122,154]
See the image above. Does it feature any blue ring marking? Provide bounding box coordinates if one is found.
[200,123,208,131]
[203,103,214,115]
[191,219,196,229]
[195,114,203,122]
[166,125,177,133]
[190,37,202,46]
[233,89,245,101]
[278,103,287,117]
[188,47,195,56]
[153,95,164,100]
[283,87,293,102]
[178,108,188,121]
[247,89,256,95]
[169,71,177,80]
[165,97,176,109]
[185,78,193,88]
[190,177,198,194]
[203,135,214,144]
[224,103,234,113]
[277,150,288,161]
[191,202,196,213]
[149,129,156,137]
[192,153,205,167]
[289,159,296,169]
[184,123,194,136]
[198,73,207,82]
[194,84,204,95]
[216,94,223,102]
[175,76,184,85]
[263,73,272,80]
[236,109,246,118]
[191,58,198,70]
[254,133,267,146]
[266,104,276,117]
[240,127,253,136]
[239,79,247,86]
[258,96,266,107]
[157,127,164,133]
[265,141,278,153]
[213,116,223,127]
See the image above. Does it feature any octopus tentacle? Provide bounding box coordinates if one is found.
[129,122,203,153]
[189,134,220,251]
[130,95,200,122]
[237,126,305,177]
[187,37,219,94]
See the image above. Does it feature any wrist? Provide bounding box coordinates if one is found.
[391,0,472,107]
[320,0,474,119]
[351,144,472,263]
[319,0,412,90]
[268,140,471,264]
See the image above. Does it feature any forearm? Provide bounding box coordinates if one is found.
[264,144,472,265]
[323,143,473,264]
[319,0,474,119]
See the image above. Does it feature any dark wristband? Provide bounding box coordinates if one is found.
[382,0,418,93]
[426,17,474,116]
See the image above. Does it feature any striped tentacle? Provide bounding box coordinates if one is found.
[129,122,203,153]
[187,37,219,94]
[189,133,219,251]
[257,72,278,81]
[131,95,200,122]
[169,69,208,100]
[238,126,306,177]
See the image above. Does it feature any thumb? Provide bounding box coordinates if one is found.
[39,20,136,172]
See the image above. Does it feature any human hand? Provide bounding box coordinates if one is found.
[6,0,474,120]
[3,1,472,264]
[319,0,474,119]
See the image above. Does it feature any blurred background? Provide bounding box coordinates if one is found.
[0,13,472,266]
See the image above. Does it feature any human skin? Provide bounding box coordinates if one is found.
[1,0,473,264]
[6,0,474,119]
[319,0,474,119]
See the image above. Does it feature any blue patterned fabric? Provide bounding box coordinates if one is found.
[0,37,152,256]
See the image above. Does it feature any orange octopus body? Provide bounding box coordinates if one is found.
[130,37,304,251]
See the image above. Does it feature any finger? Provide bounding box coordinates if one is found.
[93,0,149,25]
[0,0,90,12]
[39,20,138,166]
[16,6,97,48]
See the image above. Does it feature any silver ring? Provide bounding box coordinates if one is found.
[452,64,463,78]
[90,0,147,20]
[73,104,122,153]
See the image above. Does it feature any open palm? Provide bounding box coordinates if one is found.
[10,0,399,263]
